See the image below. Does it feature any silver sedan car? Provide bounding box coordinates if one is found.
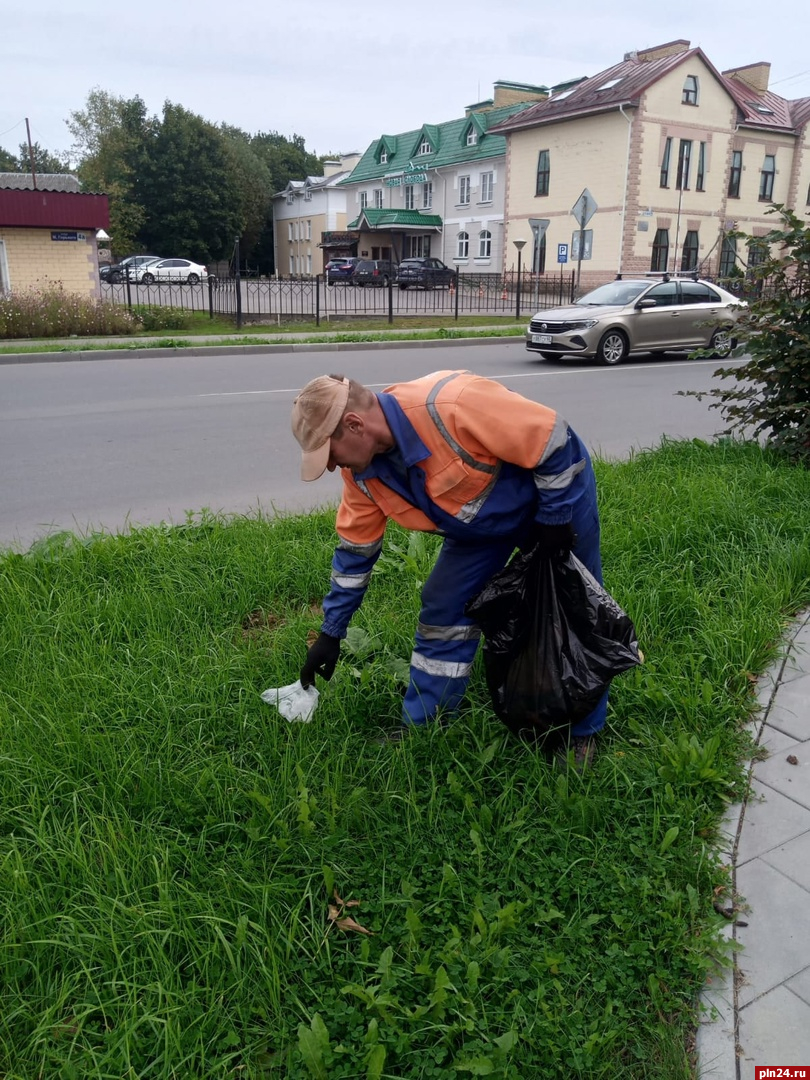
[525,274,745,365]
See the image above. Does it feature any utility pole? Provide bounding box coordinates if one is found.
[25,118,37,190]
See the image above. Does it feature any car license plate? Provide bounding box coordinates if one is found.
[532,334,553,345]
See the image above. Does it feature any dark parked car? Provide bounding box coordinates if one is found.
[99,255,161,283]
[353,259,397,287]
[395,258,456,290]
[326,257,360,284]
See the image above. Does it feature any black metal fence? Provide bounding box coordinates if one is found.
[100,270,577,326]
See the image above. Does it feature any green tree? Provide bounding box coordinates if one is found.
[16,141,71,174]
[0,147,17,171]
[136,103,245,264]
[219,125,273,270]
[67,89,151,255]
[689,205,810,464]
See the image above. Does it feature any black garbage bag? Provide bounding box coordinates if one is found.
[465,548,641,740]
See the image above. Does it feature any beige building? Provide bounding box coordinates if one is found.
[271,155,361,277]
[0,174,110,297]
[492,41,810,289]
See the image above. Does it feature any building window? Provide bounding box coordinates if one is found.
[478,230,491,258]
[457,231,469,259]
[304,188,312,201]
[360,191,368,209]
[728,150,742,198]
[289,254,295,275]
[459,175,471,205]
[409,236,430,257]
[759,154,776,201]
[682,75,699,105]
[418,137,432,155]
[380,150,388,165]
[404,185,414,210]
[423,181,433,208]
[480,171,493,202]
[676,140,692,190]
[660,138,672,188]
[466,128,477,146]
[306,220,312,241]
[696,143,706,191]
[373,189,383,208]
[651,228,669,272]
[719,235,737,277]
[288,222,293,242]
[681,230,699,271]
[534,231,547,274]
[807,182,810,205]
[748,238,768,270]
[535,150,550,196]
[286,192,295,204]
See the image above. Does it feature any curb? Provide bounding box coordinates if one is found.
[0,335,522,365]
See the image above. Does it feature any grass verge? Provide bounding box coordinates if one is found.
[1,439,809,1077]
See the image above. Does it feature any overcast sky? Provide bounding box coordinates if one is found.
[3,0,809,168]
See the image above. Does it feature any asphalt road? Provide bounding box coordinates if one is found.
[0,341,742,552]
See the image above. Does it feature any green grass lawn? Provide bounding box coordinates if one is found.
[1,439,809,1078]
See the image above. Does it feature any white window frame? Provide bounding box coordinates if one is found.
[466,128,477,146]
[480,171,493,203]
[404,185,414,210]
[360,191,368,209]
[422,181,433,208]
[374,188,383,208]
[478,230,492,258]
[457,231,469,259]
[0,239,8,293]
[380,150,388,164]
[288,222,293,242]
[418,137,432,155]
[458,175,471,205]
[306,220,312,241]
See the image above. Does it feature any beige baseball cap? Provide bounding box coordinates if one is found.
[291,374,350,481]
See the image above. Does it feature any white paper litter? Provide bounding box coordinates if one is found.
[260,679,319,723]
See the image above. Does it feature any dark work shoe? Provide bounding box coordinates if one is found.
[555,735,597,773]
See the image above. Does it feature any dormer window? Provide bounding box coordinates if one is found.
[380,150,388,164]
[466,128,478,146]
[682,75,699,105]
[418,137,432,155]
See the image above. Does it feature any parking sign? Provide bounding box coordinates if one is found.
[557,243,569,264]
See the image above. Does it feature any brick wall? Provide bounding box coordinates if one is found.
[0,227,99,296]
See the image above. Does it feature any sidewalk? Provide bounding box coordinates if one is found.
[697,609,810,1078]
[0,326,521,365]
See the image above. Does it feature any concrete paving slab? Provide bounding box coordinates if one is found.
[785,964,810,1006]
[736,859,810,1006]
[762,830,810,891]
[695,920,737,1080]
[738,983,810,1077]
[736,778,810,864]
[763,673,810,741]
[754,745,810,809]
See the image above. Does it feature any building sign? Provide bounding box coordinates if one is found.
[385,172,427,187]
[51,231,87,242]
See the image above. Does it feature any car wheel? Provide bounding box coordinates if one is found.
[187,273,200,284]
[141,273,155,285]
[709,327,733,359]
[109,271,122,284]
[596,329,629,365]
[381,276,389,287]
[399,284,408,290]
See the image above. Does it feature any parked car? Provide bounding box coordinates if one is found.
[135,258,210,285]
[326,257,360,284]
[100,255,161,283]
[525,274,746,365]
[395,258,456,290]
[353,259,397,287]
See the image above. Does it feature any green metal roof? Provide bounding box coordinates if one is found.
[338,98,543,185]
[347,209,443,230]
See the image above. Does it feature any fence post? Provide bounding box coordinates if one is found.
[315,275,320,327]
[125,273,132,311]
[208,276,214,319]
[454,271,459,321]
[387,276,393,325]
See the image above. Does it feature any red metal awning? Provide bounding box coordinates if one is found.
[0,189,110,229]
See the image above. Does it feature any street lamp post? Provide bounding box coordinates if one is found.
[513,238,527,321]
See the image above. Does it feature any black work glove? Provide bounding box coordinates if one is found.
[526,522,577,559]
[300,632,341,688]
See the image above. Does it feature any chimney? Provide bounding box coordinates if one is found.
[635,39,691,62]
[722,62,771,93]
[491,80,549,109]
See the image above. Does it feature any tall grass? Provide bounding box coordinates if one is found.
[1,440,809,1078]
[0,283,139,338]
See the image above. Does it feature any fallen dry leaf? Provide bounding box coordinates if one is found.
[328,888,373,935]
[787,754,799,765]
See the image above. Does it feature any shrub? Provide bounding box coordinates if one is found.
[0,281,139,339]
[690,206,810,465]
[132,305,193,332]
